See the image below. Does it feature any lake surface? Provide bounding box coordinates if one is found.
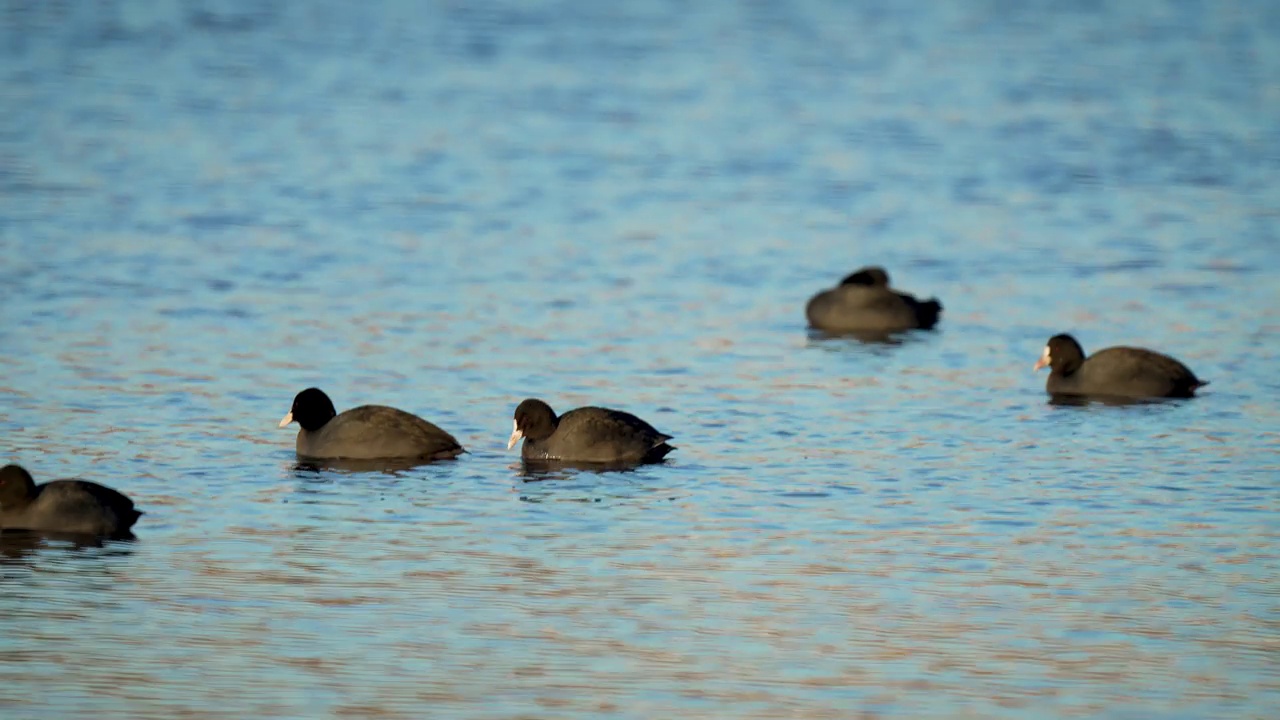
[2,1,1278,717]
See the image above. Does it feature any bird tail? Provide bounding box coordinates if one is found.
[918,298,943,329]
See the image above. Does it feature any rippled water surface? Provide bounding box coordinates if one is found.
[2,1,1279,718]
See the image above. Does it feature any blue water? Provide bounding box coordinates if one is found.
[2,1,1278,717]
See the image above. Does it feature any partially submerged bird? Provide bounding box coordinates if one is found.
[1034,334,1207,399]
[805,265,943,333]
[507,398,674,465]
[279,387,464,461]
[0,464,142,537]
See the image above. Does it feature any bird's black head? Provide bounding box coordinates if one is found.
[509,398,559,447]
[1036,334,1086,375]
[0,464,37,508]
[839,266,891,287]
[280,387,338,431]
